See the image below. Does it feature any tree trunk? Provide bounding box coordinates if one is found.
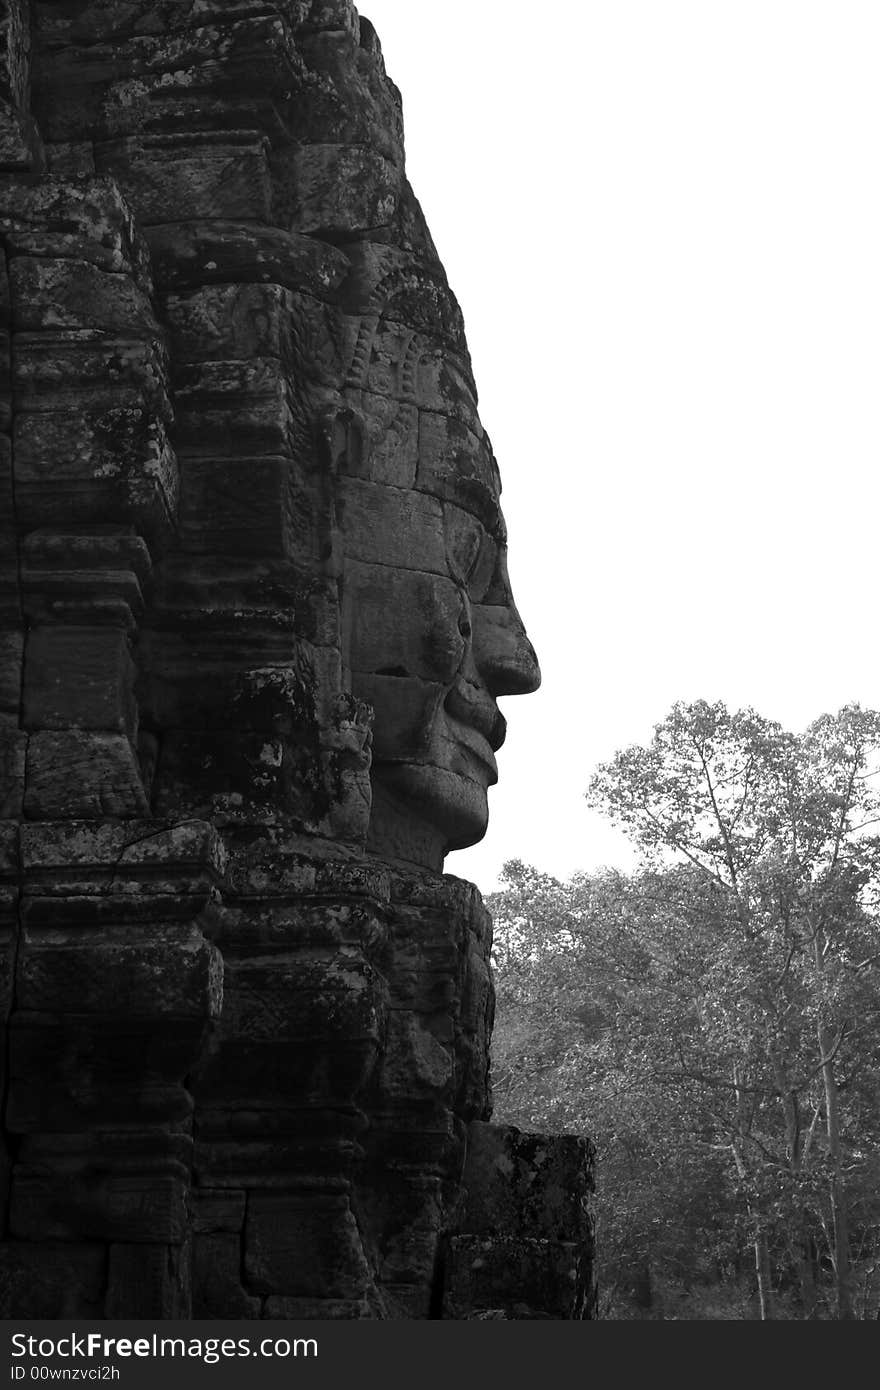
[818,1021,854,1319]
[770,1053,816,1317]
[795,1233,819,1319]
[754,1228,775,1320]
[731,1065,775,1319]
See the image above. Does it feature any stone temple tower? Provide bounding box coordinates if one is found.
[0,0,595,1319]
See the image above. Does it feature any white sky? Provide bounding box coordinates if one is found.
[361,0,880,892]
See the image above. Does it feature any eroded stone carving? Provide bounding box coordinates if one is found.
[336,255,541,871]
[0,0,595,1319]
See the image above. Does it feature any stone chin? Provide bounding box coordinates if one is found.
[368,759,494,869]
[363,695,503,868]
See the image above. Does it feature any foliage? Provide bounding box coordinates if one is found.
[489,702,880,1318]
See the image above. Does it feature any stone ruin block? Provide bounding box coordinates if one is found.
[0,0,596,1319]
[443,1124,597,1320]
[0,1241,106,1319]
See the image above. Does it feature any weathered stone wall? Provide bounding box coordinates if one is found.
[0,0,595,1319]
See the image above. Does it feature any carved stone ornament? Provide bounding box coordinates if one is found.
[0,0,595,1319]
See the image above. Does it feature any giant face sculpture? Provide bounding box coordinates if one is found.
[334,252,540,870]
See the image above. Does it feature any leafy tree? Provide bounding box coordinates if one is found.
[490,862,744,1316]
[489,702,880,1318]
[587,700,880,1318]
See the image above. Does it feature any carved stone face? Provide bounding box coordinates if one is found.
[335,256,540,869]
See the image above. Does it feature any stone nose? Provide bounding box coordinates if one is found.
[471,601,541,697]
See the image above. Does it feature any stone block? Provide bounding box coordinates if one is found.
[442,1234,591,1320]
[13,407,178,538]
[31,2,308,48]
[0,428,11,486]
[151,728,335,828]
[419,350,481,431]
[8,256,155,334]
[0,727,25,816]
[380,1283,438,1319]
[0,326,10,430]
[457,953,495,1120]
[0,917,15,1033]
[302,1,360,36]
[320,746,371,844]
[106,1241,191,1319]
[199,905,346,962]
[286,143,399,236]
[139,638,319,730]
[16,928,222,1020]
[20,528,153,629]
[11,1168,188,1244]
[193,1233,261,1318]
[0,1241,106,1318]
[0,103,39,172]
[13,334,170,419]
[417,407,496,492]
[363,1125,460,1175]
[245,1192,371,1298]
[364,1175,442,1290]
[19,818,226,897]
[191,1190,246,1234]
[24,730,147,818]
[339,243,467,350]
[317,856,394,904]
[0,818,17,873]
[174,358,297,455]
[344,562,464,685]
[0,1,31,109]
[97,135,272,226]
[0,561,20,626]
[458,1123,595,1245]
[354,321,426,401]
[6,1016,197,1132]
[0,246,8,328]
[0,628,23,720]
[222,837,319,901]
[23,626,136,733]
[351,675,443,766]
[145,220,349,296]
[289,25,401,151]
[191,1028,379,1114]
[0,175,150,279]
[220,952,381,1045]
[192,1136,364,1191]
[338,478,445,572]
[45,141,95,176]
[164,282,289,363]
[343,390,419,487]
[0,474,20,617]
[33,12,300,142]
[378,1012,454,1103]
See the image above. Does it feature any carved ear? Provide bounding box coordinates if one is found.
[317,405,368,478]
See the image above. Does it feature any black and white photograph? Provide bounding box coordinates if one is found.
[0,0,877,1360]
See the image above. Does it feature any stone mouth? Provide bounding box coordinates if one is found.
[445,681,506,778]
[452,721,499,784]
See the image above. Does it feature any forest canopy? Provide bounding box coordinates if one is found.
[489,701,880,1319]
